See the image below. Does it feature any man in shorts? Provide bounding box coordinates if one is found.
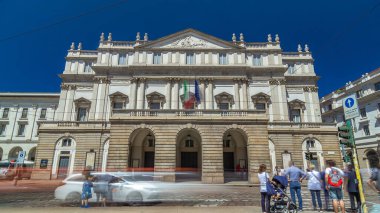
[325,161,345,213]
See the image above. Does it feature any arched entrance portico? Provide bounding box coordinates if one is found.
[365,149,379,169]
[128,129,155,170]
[223,129,248,182]
[176,128,202,182]
[8,146,23,161]
[28,147,36,161]
[52,137,76,179]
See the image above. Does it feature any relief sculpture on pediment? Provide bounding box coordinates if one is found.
[169,36,207,48]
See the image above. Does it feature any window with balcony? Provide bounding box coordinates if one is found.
[290,109,301,122]
[363,125,370,136]
[255,103,266,110]
[375,82,380,91]
[40,108,47,119]
[153,53,162,64]
[215,92,234,110]
[2,108,9,119]
[252,55,262,66]
[77,108,87,121]
[360,108,367,118]
[251,92,271,110]
[113,102,124,110]
[146,92,165,110]
[109,92,128,110]
[186,53,195,65]
[219,53,228,65]
[288,99,305,122]
[118,53,127,65]
[0,124,6,136]
[17,124,26,136]
[21,108,28,119]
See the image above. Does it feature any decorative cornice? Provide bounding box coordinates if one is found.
[269,79,286,85]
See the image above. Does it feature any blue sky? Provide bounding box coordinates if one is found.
[0,0,379,97]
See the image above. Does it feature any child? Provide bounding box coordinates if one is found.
[81,175,93,208]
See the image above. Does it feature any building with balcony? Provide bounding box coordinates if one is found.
[32,29,341,183]
[320,67,380,179]
[0,93,59,162]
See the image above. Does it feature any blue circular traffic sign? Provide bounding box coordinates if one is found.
[345,98,355,108]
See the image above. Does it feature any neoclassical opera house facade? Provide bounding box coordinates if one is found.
[32,29,341,183]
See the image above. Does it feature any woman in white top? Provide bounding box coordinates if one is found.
[258,164,270,213]
[306,165,323,212]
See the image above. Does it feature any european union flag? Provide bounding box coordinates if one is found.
[194,80,201,103]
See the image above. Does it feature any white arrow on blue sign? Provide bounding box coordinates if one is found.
[17,151,26,164]
[343,94,360,120]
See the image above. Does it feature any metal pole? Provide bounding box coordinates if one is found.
[348,119,368,213]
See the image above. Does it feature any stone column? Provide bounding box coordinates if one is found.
[199,78,206,109]
[89,79,100,121]
[233,78,240,110]
[136,78,146,109]
[165,78,172,109]
[167,52,172,64]
[56,84,69,121]
[171,78,180,109]
[209,79,214,109]
[241,79,248,110]
[95,78,109,120]
[205,79,211,109]
[278,79,289,121]
[130,78,138,109]
[64,85,76,121]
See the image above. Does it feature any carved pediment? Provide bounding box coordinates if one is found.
[138,28,241,50]
[288,99,305,109]
[251,92,271,103]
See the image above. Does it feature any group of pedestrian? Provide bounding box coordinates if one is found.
[258,160,363,213]
[80,172,112,208]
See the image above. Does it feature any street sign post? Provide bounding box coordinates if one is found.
[17,151,26,164]
[343,94,360,120]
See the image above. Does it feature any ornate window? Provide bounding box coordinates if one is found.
[118,53,127,65]
[251,92,271,110]
[219,53,228,65]
[74,98,91,121]
[252,55,262,66]
[288,99,305,122]
[40,108,47,119]
[215,92,234,110]
[21,108,28,119]
[146,92,165,109]
[186,53,195,65]
[153,53,162,64]
[109,92,128,110]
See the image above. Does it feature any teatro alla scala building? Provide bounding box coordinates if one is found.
[32,29,341,183]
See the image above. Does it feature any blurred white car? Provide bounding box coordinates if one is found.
[54,173,159,204]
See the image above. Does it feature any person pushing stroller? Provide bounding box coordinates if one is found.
[268,175,298,213]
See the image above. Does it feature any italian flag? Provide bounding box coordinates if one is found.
[183,80,195,109]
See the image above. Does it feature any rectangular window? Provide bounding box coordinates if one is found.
[252,55,262,66]
[62,139,72,147]
[186,53,195,65]
[148,139,155,147]
[84,62,92,73]
[287,64,295,74]
[219,103,229,110]
[21,108,28,119]
[118,54,127,65]
[375,82,380,91]
[77,108,87,121]
[219,53,228,65]
[0,124,6,136]
[360,108,367,118]
[185,139,194,147]
[150,103,161,110]
[2,108,9,119]
[113,102,124,109]
[17,124,25,136]
[153,53,162,64]
[327,104,332,111]
[223,140,230,148]
[363,125,370,136]
[255,103,266,110]
[291,109,301,122]
[356,90,363,98]
[40,108,47,119]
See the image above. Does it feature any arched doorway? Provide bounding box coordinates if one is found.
[8,146,23,161]
[176,128,202,182]
[28,147,37,161]
[129,129,155,171]
[366,149,379,169]
[222,129,248,182]
[52,137,76,179]
[302,138,324,171]
[0,147,3,161]
[102,140,109,172]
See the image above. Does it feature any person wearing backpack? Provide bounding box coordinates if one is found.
[306,165,323,212]
[325,161,345,213]
[258,164,271,213]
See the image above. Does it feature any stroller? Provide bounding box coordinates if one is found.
[268,175,298,213]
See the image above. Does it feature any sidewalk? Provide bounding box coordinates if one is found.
[0,206,318,213]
